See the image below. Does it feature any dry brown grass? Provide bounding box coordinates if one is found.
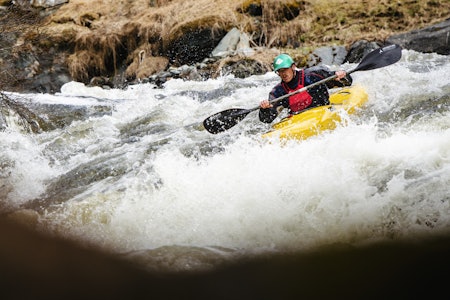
[38,0,450,81]
[305,0,449,46]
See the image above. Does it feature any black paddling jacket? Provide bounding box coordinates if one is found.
[259,66,353,123]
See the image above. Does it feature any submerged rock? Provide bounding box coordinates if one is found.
[0,92,113,133]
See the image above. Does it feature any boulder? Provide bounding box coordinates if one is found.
[32,0,68,8]
[345,40,381,63]
[211,27,255,58]
[211,27,242,58]
[11,0,68,8]
[387,18,450,55]
[166,27,226,66]
[307,46,347,67]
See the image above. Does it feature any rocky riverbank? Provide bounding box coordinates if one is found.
[0,0,449,93]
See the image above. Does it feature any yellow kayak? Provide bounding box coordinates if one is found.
[262,85,368,140]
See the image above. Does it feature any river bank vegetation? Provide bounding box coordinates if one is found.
[0,0,449,91]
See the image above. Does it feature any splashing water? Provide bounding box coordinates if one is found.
[1,50,450,271]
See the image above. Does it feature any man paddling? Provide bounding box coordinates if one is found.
[259,54,353,123]
[203,44,401,134]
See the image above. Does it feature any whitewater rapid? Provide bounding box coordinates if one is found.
[1,49,449,271]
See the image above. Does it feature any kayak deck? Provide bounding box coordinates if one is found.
[262,85,368,140]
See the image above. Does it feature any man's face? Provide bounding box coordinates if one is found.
[277,65,295,83]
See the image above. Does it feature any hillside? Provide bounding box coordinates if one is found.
[0,0,449,92]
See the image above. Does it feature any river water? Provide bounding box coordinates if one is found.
[1,50,450,272]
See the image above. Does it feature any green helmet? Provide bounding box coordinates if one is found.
[273,54,294,72]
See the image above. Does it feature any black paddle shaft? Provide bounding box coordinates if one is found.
[203,44,402,134]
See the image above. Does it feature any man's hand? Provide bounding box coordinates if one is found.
[260,100,273,109]
[335,70,347,80]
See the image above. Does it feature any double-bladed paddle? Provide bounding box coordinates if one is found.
[203,44,402,134]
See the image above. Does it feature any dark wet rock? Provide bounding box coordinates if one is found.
[89,76,115,89]
[28,66,72,94]
[387,18,450,55]
[345,40,381,63]
[219,58,271,78]
[166,28,227,66]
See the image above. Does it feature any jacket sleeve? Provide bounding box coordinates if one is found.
[258,85,289,123]
[305,66,353,108]
[308,66,353,88]
[326,73,353,88]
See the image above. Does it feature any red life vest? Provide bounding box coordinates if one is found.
[282,70,312,113]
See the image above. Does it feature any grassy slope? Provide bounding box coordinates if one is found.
[47,0,450,47]
[6,0,450,83]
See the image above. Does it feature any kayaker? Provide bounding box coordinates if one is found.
[259,54,353,123]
